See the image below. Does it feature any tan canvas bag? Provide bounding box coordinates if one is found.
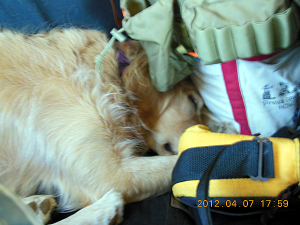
[121,0,300,92]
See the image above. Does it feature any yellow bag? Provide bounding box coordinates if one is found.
[172,125,300,224]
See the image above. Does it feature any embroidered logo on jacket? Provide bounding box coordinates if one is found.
[262,82,299,109]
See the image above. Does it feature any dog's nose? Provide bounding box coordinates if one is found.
[164,143,173,153]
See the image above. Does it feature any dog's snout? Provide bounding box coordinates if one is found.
[164,143,173,153]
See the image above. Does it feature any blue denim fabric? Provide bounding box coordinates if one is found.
[0,0,121,34]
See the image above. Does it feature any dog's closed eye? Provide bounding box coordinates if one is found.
[163,143,173,153]
[188,95,198,109]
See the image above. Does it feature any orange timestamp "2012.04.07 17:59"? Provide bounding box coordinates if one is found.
[197,199,289,208]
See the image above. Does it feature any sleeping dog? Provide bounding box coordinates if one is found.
[0,29,203,224]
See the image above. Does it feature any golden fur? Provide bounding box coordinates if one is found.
[0,29,203,224]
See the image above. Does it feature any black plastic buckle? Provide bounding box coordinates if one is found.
[250,137,271,182]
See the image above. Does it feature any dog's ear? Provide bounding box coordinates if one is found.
[115,41,143,61]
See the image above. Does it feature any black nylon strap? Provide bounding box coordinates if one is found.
[196,146,225,225]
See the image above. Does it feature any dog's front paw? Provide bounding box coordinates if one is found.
[53,190,124,225]
[22,195,57,224]
[207,121,238,134]
[94,190,124,225]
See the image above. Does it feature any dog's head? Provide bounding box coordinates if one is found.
[117,41,203,155]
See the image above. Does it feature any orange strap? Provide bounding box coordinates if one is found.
[188,52,198,58]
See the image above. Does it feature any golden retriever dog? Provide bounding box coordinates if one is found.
[0,29,203,224]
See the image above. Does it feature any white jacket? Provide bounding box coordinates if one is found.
[192,45,300,136]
